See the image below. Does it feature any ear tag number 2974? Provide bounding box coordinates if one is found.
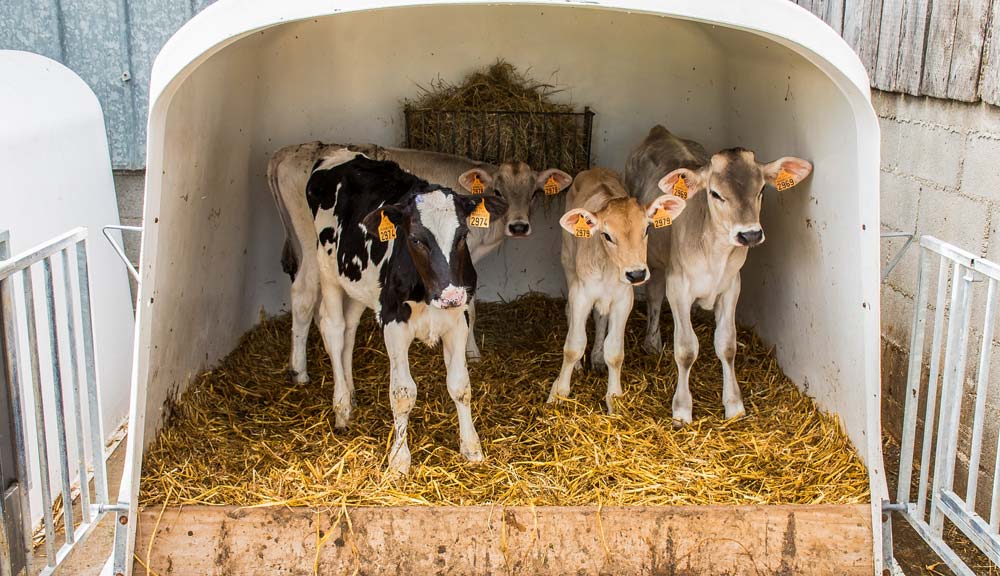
[574,214,592,238]
[378,211,396,242]
[470,200,491,228]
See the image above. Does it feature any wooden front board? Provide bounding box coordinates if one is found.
[136,504,872,575]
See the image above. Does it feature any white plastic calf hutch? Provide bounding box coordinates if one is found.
[115,0,883,574]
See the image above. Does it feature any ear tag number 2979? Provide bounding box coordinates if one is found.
[469,200,491,228]
[652,207,672,228]
[378,211,396,242]
[574,214,592,238]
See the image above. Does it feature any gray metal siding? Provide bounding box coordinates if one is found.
[4,0,1000,168]
[0,0,215,169]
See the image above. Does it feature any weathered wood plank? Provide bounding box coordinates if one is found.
[922,0,961,96]
[136,504,873,575]
[843,0,884,78]
[947,0,992,100]
[875,0,907,90]
[895,0,933,94]
[979,0,1000,104]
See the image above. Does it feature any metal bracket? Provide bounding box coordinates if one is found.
[98,503,129,514]
[101,225,142,282]
[881,231,916,283]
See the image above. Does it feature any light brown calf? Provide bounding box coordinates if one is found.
[548,168,686,413]
[625,125,812,423]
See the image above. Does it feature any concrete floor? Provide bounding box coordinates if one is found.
[29,442,126,576]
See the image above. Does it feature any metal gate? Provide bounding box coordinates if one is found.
[0,228,110,576]
[886,235,1000,574]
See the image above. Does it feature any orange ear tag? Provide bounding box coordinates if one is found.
[652,207,672,229]
[470,175,485,195]
[672,175,689,200]
[378,211,396,242]
[544,175,560,196]
[574,214,592,238]
[775,169,797,191]
[469,199,491,228]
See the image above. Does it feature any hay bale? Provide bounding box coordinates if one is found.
[140,295,869,509]
[403,60,591,173]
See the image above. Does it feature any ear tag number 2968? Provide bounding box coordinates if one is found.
[470,200,491,228]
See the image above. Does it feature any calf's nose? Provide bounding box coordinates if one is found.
[736,229,764,247]
[625,269,648,285]
[435,285,468,309]
[507,222,531,236]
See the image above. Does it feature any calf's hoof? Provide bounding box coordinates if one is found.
[461,444,485,463]
[725,401,746,420]
[641,334,663,357]
[466,351,482,364]
[546,386,569,404]
[590,356,608,375]
[573,360,583,372]
[290,370,309,384]
[333,404,352,430]
[671,407,693,427]
[388,449,411,475]
[604,394,621,415]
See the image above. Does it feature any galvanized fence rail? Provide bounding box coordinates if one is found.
[0,228,109,576]
[889,235,1000,574]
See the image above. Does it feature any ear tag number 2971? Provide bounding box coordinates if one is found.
[469,200,491,228]
[574,214,591,238]
[544,175,560,196]
[378,211,396,242]
[775,169,797,191]
[471,175,485,195]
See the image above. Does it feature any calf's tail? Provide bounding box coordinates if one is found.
[267,151,302,281]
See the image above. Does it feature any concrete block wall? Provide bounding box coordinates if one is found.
[876,90,1000,512]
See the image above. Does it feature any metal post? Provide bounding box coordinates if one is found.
[917,256,950,520]
[60,248,91,524]
[41,258,75,545]
[965,277,997,510]
[21,270,56,566]
[75,240,108,507]
[897,247,930,505]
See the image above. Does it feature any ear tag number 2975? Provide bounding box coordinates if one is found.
[378,211,396,242]
[470,200,491,228]
[574,214,592,238]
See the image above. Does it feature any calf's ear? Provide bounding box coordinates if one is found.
[458,168,494,193]
[645,194,687,221]
[657,168,703,199]
[536,168,573,194]
[559,208,599,236]
[763,157,813,190]
[361,205,405,239]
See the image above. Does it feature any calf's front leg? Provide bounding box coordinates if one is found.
[443,313,484,462]
[548,286,593,403]
[602,290,633,414]
[383,321,417,474]
[667,288,697,425]
[714,276,746,419]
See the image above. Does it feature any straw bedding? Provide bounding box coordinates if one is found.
[140,294,868,508]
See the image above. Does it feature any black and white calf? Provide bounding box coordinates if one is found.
[278,150,507,473]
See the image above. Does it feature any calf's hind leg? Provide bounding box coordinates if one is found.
[465,299,481,362]
[289,258,319,383]
[642,266,667,356]
[341,297,367,407]
[316,274,351,428]
[443,314,484,462]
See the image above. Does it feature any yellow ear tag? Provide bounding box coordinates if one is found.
[470,175,485,195]
[775,169,797,191]
[378,211,396,242]
[378,212,396,242]
[469,199,490,228]
[544,175,560,196]
[672,175,689,200]
[574,214,591,238]
[652,207,672,229]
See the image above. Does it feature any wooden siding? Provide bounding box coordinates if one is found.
[796,0,1000,105]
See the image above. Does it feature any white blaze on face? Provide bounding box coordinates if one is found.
[414,189,460,262]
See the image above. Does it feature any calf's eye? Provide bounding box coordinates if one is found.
[601,232,614,243]
[710,190,724,202]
